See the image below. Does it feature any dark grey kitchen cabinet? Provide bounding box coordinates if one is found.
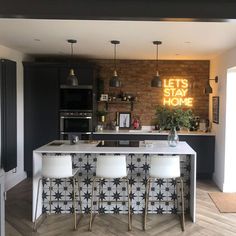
[0,59,17,172]
[23,61,97,176]
[24,63,60,176]
[92,133,215,179]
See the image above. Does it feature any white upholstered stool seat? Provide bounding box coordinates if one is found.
[89,155,131,231]
[96,155,127,178]
[144,155,185,231]
[34,155,82,231]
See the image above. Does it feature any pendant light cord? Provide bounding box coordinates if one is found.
[114,43,117,72]
[71,43,73,58]
[156,44,159,72]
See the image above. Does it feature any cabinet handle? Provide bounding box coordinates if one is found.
[60,116,92,119]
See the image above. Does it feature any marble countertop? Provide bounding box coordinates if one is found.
[93,129,215,136]
[34,140,196,155]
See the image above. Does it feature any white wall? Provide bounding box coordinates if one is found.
[210,46,236,192]
[0,44,28,191]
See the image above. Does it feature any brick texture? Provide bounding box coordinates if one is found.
[93,59,210,126]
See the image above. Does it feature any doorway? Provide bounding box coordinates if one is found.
[224,67,236,192]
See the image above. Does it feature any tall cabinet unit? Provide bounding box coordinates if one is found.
[0,169,5,236]
[24,63,60,176]
[0,59,17,172]
[24,62,97,176]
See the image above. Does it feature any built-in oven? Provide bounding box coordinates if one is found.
[60,111,93,140]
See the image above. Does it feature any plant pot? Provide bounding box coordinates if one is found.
[167,127,179,147]
[99,115,105,123]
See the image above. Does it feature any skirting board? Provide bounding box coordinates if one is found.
[4,171,27,191]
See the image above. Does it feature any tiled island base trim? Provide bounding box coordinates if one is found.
[42,153,191,214]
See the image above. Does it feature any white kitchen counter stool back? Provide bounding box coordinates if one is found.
[144,155,185,231]
[89,155,131,231]
[34,155,82,231]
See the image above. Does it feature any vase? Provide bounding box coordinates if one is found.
[167,127,179,147]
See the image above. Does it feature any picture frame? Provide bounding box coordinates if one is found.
[100,94,108,101]
[212,96,219,124]
[119,112,131,128]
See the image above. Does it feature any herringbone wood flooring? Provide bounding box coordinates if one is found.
[5,179,236,236]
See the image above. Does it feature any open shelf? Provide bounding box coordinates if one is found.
[97,100,136,111]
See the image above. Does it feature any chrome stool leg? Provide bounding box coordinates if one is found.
[98,179,102,213]
[77,174,83,215]
[143,178,151,231]
[126,177,132,231]
[76,174,84,227]
[89,177,97,231]
[72,177,77,230]
[179,177,185,231]
[49,178,52,215]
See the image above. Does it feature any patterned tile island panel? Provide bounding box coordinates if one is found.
[42,153,191,215]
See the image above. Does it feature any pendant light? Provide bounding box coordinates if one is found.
[67,39,78,86]
[109,40,121,87]
[204,76,218,94]
[151,41,162,88]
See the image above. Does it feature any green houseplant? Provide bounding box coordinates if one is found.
[155,106,193,146]
[155,105,193,130]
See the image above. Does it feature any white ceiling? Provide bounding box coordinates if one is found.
[0,19,236,60]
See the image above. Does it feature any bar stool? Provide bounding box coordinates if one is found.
[143,155,185,231]
[34,154,82,231]
[89,155,131,231]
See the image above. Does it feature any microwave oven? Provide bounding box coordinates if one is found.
[60,88,93,111]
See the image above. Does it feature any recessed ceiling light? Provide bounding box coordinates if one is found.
[34,39,41,42]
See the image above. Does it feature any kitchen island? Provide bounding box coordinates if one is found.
[33,140,196,223]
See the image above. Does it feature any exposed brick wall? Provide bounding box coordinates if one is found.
[93,59,210,126]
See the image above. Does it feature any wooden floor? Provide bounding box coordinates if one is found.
[5,179,236,236]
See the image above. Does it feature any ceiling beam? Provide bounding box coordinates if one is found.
[1,0,236,21]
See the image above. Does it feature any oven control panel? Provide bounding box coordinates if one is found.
[60,111,92,117]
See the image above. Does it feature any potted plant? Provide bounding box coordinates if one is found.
[97,109,108,123]
[155,106,193,146]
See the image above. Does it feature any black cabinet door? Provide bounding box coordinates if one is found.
[59,65,94,86]
[179,135,215,179]
[24,65,60,175]
[0,59,17,172]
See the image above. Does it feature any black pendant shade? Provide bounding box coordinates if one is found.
[67,68,78,87]
[151,41,162,88]
[204,76,218,94]
[109,40,121,88]
[109,70,121,87]
[151,71,162,88]
[67,39,78,86]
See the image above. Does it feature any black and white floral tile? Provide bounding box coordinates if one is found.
[42,153,191,215]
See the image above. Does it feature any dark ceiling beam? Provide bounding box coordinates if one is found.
[0,0,236,21]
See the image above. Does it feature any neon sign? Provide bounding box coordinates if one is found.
[163,79,193,107]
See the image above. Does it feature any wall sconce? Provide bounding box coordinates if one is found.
[204,76,218,94]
